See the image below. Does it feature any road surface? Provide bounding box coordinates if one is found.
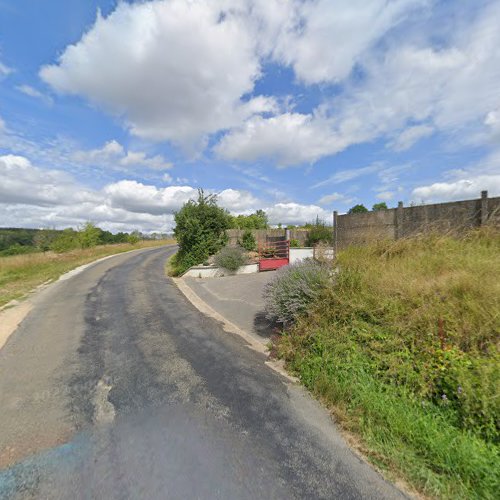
[0,246,406,499]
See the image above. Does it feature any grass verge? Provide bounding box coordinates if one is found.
[275,229,499,499]
[0,240,175,307]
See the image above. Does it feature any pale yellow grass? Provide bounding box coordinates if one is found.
[0,240,175,307]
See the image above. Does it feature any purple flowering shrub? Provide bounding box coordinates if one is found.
[264,259,331,325]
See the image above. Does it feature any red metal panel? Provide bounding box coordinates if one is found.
[259,258,289,271]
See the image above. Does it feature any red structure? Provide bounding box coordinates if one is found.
[258,239,290,271]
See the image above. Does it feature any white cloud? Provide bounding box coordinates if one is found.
[0,59,12,78]
[0,154,98,206]
[376,191,396,201]
[388,125,434,151]
[16,85,53,105]
[318,192,354,205]
[215,112,346,166]
[72,140,172,171]
[40,0,275,151]
[272,0,427,84]
[411,175,500,203]
[266,202,330,225]
[312,163,382,188]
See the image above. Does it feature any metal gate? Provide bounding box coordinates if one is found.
[258,238,289,271]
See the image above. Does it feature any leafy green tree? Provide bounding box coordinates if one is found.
[229,210,268,229]
[78,222,102,248]
[372,202,388,211]
[51,229,79,253]
[348,204,369,214]
[173,189,231,273]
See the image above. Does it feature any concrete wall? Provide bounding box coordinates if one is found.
[334,191,500,250]
[289,247,314,264]
[183,263,259,278]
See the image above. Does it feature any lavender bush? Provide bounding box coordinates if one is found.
[264,259,331,325]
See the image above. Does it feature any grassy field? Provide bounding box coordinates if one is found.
[0,240,175,308]
[276,228,499,499]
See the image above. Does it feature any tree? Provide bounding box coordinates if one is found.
[78,222,102,248]
[228,210,268,229]
[239,230,257,251]
[372,202,388,211]
[173,189,231,273]
[348,204,368,214]
[305,216,333,246]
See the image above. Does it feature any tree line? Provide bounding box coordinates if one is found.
[0,223,155,256]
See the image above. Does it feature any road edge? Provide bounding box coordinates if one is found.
[0,245,175,352]
[172,276,298,383]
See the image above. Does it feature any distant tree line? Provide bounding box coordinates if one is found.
[0,223,156,256]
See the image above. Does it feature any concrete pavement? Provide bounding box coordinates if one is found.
[183,271,278,344]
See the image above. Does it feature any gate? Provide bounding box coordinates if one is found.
[258,238,289,271]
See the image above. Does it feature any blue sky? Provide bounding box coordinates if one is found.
[0,0,499,232]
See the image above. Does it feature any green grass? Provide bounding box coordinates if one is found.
[276,228,499,499]
[0,240,175,307]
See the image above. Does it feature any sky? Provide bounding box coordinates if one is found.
[0,0,499,233]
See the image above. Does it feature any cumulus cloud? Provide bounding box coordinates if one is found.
[272,0,427,84]
[215,1,500,165]
[411,175,500,203]
[0,154,325,230]
[0,154,98,206]
[266,203,330,225]
[40,0,276,151]
[215,112,346,166]
[72,140,172,170]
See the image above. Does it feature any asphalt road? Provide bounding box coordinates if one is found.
[0,246,406,499]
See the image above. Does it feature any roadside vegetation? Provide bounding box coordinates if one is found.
[266,228,499,499]
[0,225,174,307]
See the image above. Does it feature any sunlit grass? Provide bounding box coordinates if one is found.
[0,240,175,307]
[277,228,500,499]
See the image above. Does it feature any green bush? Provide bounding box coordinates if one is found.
[239,230,257,251]
[289,239,300,248]
[50,229,79,253]
[264,259,331,325]
[214,246,248,271]
[305,218,333,247]
[173,189,231,274]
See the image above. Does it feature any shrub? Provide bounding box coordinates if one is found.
[264,259,331,325]
[305,217,333,247]
[239,230,257,251]
[173,189,231,274]
[348,203,369,214]
[214,246,248,271]
[290,239,301,248]
[50,229,79,253]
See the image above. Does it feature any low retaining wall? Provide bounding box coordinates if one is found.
[289,247,314,264]
[183,263,259,278]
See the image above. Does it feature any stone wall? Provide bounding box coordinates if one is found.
[334,191,500,250]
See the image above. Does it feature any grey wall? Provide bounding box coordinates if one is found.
[334,192,500,250]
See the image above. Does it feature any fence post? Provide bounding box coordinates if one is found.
[480,190,489,226]
[396,201,404,239]
[333,211,338,254]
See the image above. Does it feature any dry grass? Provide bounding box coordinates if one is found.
[0,240,175,307]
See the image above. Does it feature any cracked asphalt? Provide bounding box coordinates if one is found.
[0,246,407,499]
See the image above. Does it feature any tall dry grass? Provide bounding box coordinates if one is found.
[277,228,500,499]
[0,240,174,307]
